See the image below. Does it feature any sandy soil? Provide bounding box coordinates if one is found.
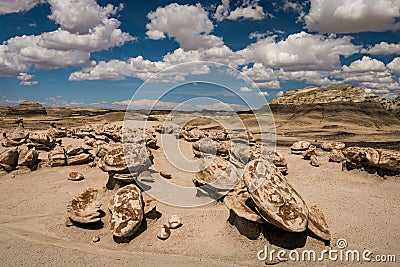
[1,123,399,267]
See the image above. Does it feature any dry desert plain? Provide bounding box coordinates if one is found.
[0,99,400,267]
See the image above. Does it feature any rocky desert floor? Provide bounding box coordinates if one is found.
[0,112,400,266]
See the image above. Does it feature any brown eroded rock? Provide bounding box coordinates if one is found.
[109,184,144,238]
[48,146,66,167]
[230,143,252,169]
[194,156,240,191]
[0,149,19,171]
[310,155,319,167]
[321,141,345,151]
[291,141,310,154]
[66,188,102,224]
[250,145,288,175]
[17,148,39,167]
[27,132,56,150]
[343,146,380,168]
[378,149,400,172]
[329,149,346,162]
[302,145,317,160]
[223,180,264,223]
[67,153,92,165]
[2,127,28,147]
[142,191,157,215]
[181,126,204,142]
[192,139,230,159]
[65,145,84,156]
[68,172,84,181]
[98,146,128,173]
[243,160,308,232]
[307,205,331,241]
[208,130,229,141]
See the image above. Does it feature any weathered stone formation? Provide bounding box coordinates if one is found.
[249,144,288,175]
[271,84,379,105]
[145,129,157,149]
[180,126,204,142]
[343,146,400,174]
[230,143,252,169]
[223,161,331,240]
[308,205,331,241]
[98,145,129,173]
[0,149,19,171]
[192,139,230,159]
[17,148,39,168]
[302,145,317,160]
[291,141,310,155]
[321,141,345,151]
[6,101,47,116]
[65,144,93,165]
[48,145,67,167]
[329,149,346,162]
[66,188,102,224]
[194,156,240,191]
[242,160,309,232]
[109,185,144,237]
[2,124,28,147]
[207,130,229,141]
[49,123,67,138]
[223,180,264,223]
[27,132,56,151]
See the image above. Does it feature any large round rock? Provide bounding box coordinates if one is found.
[243,159,308,232]
[109,185,144,238]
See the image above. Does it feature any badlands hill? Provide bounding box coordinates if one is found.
[267,84,400,128]
[261,84,400,150]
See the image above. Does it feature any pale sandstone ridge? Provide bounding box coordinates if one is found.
[271,84,379,105]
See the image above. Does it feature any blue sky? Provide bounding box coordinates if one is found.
[0,0,399,110]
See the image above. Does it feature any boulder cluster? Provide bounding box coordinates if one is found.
[290,140,400,176]
[176,126,331,241]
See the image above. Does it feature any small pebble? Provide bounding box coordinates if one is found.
[65,218,73,227]
[68,171,84,181]
[157,225,171,240]
[92,236,100,243]
[168,215,182,229]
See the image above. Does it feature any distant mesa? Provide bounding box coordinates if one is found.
[270,84,379,105]
[264,84,400,127]
[6,101,47,116]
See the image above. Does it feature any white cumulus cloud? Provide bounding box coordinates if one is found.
[214,0,268,21]
[0,0,133,81]
[362,42,400,55]
[239,32,359,71]
[304,0,400,33]
[146,3,223,50]
[387,57,400,75]
[0,0,44,14]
